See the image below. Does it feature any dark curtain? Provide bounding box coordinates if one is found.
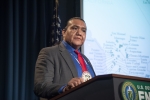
[0,0,80,100]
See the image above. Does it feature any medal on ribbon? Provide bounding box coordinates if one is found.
[74,50,92,82]
[82,71,92,82]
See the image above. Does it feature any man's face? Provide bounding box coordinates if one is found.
[62,19,87,50]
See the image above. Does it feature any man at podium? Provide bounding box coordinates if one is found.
[34,17,96,99]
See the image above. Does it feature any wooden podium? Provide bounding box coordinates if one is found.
[50,74,150,100]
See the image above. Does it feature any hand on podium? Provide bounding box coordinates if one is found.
[63,77,84,92]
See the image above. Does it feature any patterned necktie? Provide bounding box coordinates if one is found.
[74,50,87,72]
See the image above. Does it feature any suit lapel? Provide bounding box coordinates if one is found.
[59,43,78,77]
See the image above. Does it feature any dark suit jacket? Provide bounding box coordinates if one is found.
[34,42,95,100]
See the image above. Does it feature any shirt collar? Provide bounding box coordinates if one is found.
[62,40,80,53]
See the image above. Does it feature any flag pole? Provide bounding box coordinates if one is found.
[55,0,59,18]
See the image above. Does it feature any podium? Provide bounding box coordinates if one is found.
[50,74,150,100]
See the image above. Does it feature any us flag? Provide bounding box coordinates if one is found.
[50,0,62,46]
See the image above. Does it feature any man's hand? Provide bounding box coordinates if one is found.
[63,77,84,92]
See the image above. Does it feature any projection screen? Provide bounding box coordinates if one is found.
[81,0,150,78]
